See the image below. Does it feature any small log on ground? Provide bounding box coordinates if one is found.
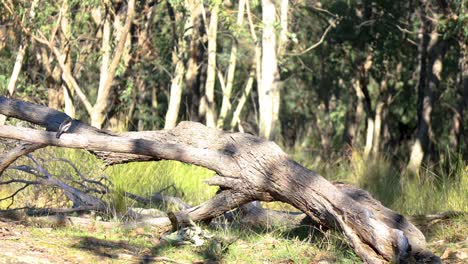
[124,191,191,211]
[0,96,440,263]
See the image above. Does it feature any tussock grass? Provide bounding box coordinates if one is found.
[106,160,216,212]
[292,148,467,215]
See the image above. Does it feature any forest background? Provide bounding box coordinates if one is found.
[0,0,466,262]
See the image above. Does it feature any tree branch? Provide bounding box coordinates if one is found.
[0,142,46,176]
[94,0,136,117]
[286,18,340,56]
[0,125,239,177]
[32,34,94,114]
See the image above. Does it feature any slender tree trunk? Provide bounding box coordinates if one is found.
[0,0,39,124]
[343,79,364,149]
[245,0,262,133]
[47,67,63,110]
[203,4,219,128]
[91,0,135,128]
[277,0,289,57]
[184,0,205,122]
[60,0,75,117]
[353,75,373,158]
[217,0,246,129]
[359,55,374,159]
[259,0,281,140]
[449,43,467,150]
[130,1,155,131]
[408,1,447,174]
[7,43,27,96]
[165,56,186,129]
[230,67,255,130]
[164,2,189,129]
[342,93,358,148]
[6,0,38,96]
[372,100,384,156]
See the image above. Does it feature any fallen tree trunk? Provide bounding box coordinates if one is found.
[0,96,439,263]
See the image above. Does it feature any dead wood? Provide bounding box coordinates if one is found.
[124,191,191,211]
[0,142,46,175]
[408,211,464,224]
[8,155,106,210]
[0,96,440,263]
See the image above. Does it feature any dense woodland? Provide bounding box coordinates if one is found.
[0,0,466,173]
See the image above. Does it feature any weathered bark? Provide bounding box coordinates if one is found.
[0,96,440,263]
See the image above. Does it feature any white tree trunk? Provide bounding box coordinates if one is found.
[61,1,75,118]
[203,5,219,128]
[371,100,384,156]
[165,59,185,129]
[259,0,280,140]
[364,117,374,158]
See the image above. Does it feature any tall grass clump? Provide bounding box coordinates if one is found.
[318,149,466,215]
[290,147,466,215]
[106,160,217,212]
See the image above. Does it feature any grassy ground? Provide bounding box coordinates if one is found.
[0,146,467,263]
[0,213,465,263]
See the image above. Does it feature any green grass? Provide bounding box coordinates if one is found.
[106,160,216,212]
[1,146,466,263]
[0,147,217,213]
[32,222,359,263]
[291,148,467,215]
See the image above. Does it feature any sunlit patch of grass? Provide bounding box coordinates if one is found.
[149,224,360,263]
[106,160,217,212]
[0,147,217,213]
